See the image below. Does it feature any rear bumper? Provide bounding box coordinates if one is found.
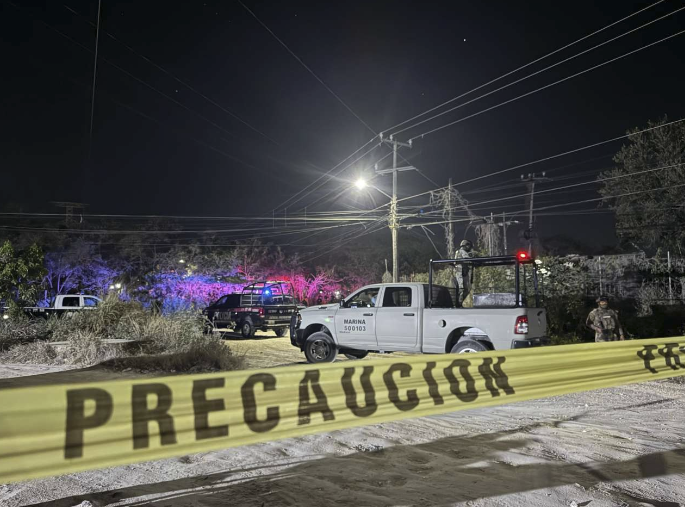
[511,336,551,349]
[261,320,291,328]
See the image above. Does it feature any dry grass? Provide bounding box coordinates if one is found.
[0,299,244,372]
[0,318,50,351]
[0,340,58,364]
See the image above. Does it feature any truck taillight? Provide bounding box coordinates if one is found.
[259,308,264,317]
[514,315,528,334]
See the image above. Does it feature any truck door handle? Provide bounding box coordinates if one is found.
[403,312,415,316]
[363,313,373,316]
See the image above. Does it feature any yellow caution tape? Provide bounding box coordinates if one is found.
[1,337,684,484]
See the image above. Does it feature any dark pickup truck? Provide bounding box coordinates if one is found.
[203,281,300,338]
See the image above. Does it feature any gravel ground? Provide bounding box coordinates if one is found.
[1,334,684,507]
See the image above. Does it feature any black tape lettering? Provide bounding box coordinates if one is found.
[637,345,659,374]
[478,357,515,397]
[192,378,229,440]
[443,359,478,402]
[658,343,683,370]
[383,363,419,411]
[64,388,113,459]
[341,366,377,417]
[298,370,335,425]
[241,373,280,433]
[422,361,444,406]
[131,384,177,450]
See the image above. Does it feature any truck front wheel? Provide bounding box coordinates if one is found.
[240,318,256,338]
[304,332,338,363]
[450,340,488,354]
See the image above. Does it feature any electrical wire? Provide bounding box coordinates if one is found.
[62,3,279,145]
[3,1,306,177]
[237,0,377,136]
[381,0,666,136]
[391,4,685,137]
[393,117,685,205]
[408,27,685,141]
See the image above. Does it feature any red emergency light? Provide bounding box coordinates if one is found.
[516,251,529,261]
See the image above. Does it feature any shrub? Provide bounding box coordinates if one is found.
[0,317,51,351]
[0,300,244,372]
[0,340,58,364]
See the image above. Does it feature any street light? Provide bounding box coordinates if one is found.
[354,178,367,190]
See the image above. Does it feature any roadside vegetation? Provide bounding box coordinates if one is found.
[0,298,244,372]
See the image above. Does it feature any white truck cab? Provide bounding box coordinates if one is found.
[21,295,103,318]
[291,254,550,363]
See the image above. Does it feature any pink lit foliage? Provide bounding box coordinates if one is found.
[148,274,244,313]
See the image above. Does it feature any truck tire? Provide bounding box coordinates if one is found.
[343,351,369,360]
[240,318,256,338]
[450,339,489,354]
[304,332,338,363]
[274,328,287,337]
[290,315,298,339]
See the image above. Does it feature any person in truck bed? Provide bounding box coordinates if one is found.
[454,239,475,306]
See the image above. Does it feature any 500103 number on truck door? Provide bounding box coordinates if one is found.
[342,318,367,333]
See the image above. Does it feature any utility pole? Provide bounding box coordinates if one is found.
[377,133,413,283]
[430,179,478,259]
[51,202,88,226]
[489,212,495,256]
[667,251,673,302]
[520,172,550,255]
[447,178,454,258]
[495,212,519,255]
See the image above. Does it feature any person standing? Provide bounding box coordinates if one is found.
[454,239,475,305]
[586,295,625,342]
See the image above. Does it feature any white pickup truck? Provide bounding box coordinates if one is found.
[18,295,102,319]
[291,254,550,363]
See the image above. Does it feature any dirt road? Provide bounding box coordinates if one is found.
[222,329,411,369]
[1,335,684,506]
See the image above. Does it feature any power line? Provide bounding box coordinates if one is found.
[382,0,667,136]
[391,4,685,137]
[274,141,382,212]
[237,0,376,135]
[444,162,684,213]
[86,0,102,169]
[4,1,300,176]
[393,117,685,205]
[516,181,685,215]
[62,3,279,146]
[408,27,685,140]
[270,1,670,216]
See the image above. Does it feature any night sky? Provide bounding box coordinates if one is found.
[1,0,684,251]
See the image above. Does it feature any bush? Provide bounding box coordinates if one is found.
[0,340,58,364]
[0,299,244,372]
[0,317,51,351]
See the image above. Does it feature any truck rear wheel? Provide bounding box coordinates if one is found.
[240,318,256,338]
[450,340,488,354]
[304,332,338,363]
[274,328,287,337]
